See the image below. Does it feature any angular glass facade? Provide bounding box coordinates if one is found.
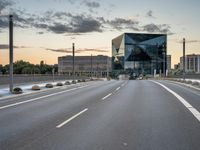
[112,33,167,75]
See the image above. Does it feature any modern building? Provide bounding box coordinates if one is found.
[112,33,167,75]
[58,55,111,77]
[180,54,200,73]
[167,55,171,70]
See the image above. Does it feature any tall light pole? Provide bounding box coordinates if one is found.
[107,56,109,79]
[90,54,93,79]
[9,15,14,93]
[162,44,166,77]
[183,38,185,80]
[72,43,75,82]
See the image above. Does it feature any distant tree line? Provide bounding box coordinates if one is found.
[0,60,58,75]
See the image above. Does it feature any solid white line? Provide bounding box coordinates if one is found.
[116,87,120,91]
[102,93,112,100]
[0,85,89,110]
[152,81,200,122]
[56,108,88,128]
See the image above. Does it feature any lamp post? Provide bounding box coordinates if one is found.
[9,15,14,93]
[162,44,166,77]
[72,43,75,82]
[52,68,55,82]
[90,54,93,79]
[183,38,185,80]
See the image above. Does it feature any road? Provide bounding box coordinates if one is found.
[0,80,200,150]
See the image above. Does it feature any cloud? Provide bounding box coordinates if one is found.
[142,23,171,34]
[0,44,30,49]
[107,18,139,31]
[37,31,44,34]
[82,0,100,8]
[77,48,108,53]
[0,0,14,14]
[0,17,8,28]
[48,23,72,34]
[44,47,108,53]
[67,0,78,4]
[71,15,103,33]
[0,7,173,35]
[176,39,200,43]
[45,48,78,53]
[146,10,155,18]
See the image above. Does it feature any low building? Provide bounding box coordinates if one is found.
[180,54,200,73]
[58,55,111,77]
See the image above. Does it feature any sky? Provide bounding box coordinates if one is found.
[0,0,200,67]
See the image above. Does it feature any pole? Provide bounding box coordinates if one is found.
[90,54,93,79]
[9,15,14,93]
[52,68,55,82]
[107,57,109,79]
[72,43,75,82]
[183,38,185,80]
[163,45,166,77]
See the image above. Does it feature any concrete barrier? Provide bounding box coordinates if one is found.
[0,74,88,85]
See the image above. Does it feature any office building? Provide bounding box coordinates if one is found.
[58,55,111,77]
[180,54,200,73]
[112,33,167,75]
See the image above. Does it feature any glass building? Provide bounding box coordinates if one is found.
[112,33,167,76]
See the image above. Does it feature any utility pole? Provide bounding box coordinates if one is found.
[72,43,75,82]
[183,38,185,80]
[107,56,109,79]
[9,15,14,93]
[163,45,166,77]
[90,54,93,79]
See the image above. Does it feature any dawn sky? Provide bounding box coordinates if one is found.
[0,0,200,67]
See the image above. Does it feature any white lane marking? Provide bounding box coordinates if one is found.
[56,108,88,128]
[152,81,200,122]
[116,87,121,91]
[102,93,112,100]
[0,85,89,110]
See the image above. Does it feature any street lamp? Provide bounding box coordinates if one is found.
[162,44,166,77]
[90,54,93,80]
[72,43,75,82]
[183,38,186,80]
[9,15,14,93]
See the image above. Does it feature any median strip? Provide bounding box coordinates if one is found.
[0,85,89,110]
[56,108,88,128]
[102,93,112,100]
[152,81,200,122]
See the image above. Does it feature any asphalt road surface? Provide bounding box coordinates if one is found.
[0,80,200,150]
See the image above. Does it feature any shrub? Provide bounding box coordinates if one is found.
[12,87,23,94]
[45,83,53,88]
[65,81,71,85]
[82,79,86,82]
[31,85,41,90]
[56,82,63,86]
